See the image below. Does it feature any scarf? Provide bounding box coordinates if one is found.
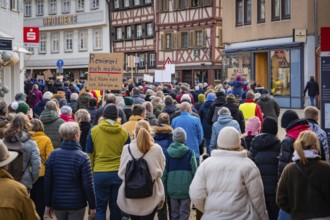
[292,149,320,162]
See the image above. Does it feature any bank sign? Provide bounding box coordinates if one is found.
[23,27,39,43]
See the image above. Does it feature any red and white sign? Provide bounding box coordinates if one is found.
[23,27,39,43]
[162,57,173,69]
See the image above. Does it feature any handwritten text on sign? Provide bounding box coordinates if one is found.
[88,53,124,90]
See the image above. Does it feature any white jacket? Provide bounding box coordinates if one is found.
[189,149,269,220]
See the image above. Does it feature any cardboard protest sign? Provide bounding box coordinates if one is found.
[88,53,124,90]
[43,69,53,79]
[37,75,45,81]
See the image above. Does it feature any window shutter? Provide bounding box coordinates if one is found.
[203,30,207,47]
[164,0,168,11]
[174,0,179,10]
[156,0,161,11]
[186,0,191,8]
[161,34,165,50]
[177,32,182,49]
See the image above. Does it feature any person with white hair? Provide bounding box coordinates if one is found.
[33,91,53,116]
[60,105,74,122]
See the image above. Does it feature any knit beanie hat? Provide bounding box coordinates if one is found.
[15,102,29,114]
[226,94,236,103]
[206,93,215,101]
[158,113,170,125]
[60,105,72,116]
[172,127,186,143]
[246,116,261,136]
[124,96,133,106]
[15,92,27,102]
[261,117,278,135]
[281,110,299,128]
[102,103,118,120]
[217,126,241,149]
[198,94,205,102]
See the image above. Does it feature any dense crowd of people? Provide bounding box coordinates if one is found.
[0,75,329,220]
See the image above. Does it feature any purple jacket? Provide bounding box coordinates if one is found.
[27,89,43,109]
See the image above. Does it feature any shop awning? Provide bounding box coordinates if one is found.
[223,42,304,54]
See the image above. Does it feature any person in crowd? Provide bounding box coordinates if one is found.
[163,95,177,117]
[39,101,65,149]
[10,101,30,116]
[93,93,127,125]
[304,106,329,162]
[87,97,98,124]
[194,93,205,113]
[24,79,34,95]
[52,88,67,108]
[76,88,93,111]
[163,127,197,220]
[69,93,79,113]
[62,81,72,103]
[123,96,133,120]
[123,104,146,139]
[26,84,43,109]
[303,76,319,107]
[242,116,261,150]
[276,131,330,219]
[199,93,215,155]
[249,117,281,220]
[191,85,202,104]
[145,89,155,102]
[15,92,27,103]
[209,107,241,152]
[206,90,225,125]
[189,127,268,219]
[0,100,9,139]
[142,101,158,126]
[34,91,53,117]
[176,85,194,105]
[30,118,54,220]
[171,95,199,121]
[132,87,145,104]
[86,104,130,220]
[152,96,163,118]
[239,91,263,123]
[60,105,74,122]
[117,120,165,220]
[45,122,96,220]
[4,113,41,191]
[227,74,249,98]
[0,140,40,219]
[223,94,245,133]
[75,109,92,152]
[171,102,203,164]
[257,89,280,120]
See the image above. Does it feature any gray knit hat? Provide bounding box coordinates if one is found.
[172,127,187,143]
[102,103,118,120]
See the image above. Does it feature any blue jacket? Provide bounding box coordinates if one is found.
[44,141,96,210]
[199,100,213,139]
[210,115,241,151]
[153,124,173,152]
[171,112,203,158]
[228,80,248,98]
[33,99,49,116]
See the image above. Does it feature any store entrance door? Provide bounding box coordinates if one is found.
[254,52,268,89]
[182,70,192,86]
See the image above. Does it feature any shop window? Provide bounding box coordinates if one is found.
[76,0,84,11]
[10,0,17,11]
[0,0,7,8]
[116,27,122,40]
[24,0,31,16]
[222,52,251,82]
[36,0,44,15]
[271,50,290,96]
[214,70,222,81]
[64,32,73,52]
[257,0,265,23]
[148,53,155,68]
[39,33,47,54]
[195,70,208,86]
[236,0,251,26]
[134,0,140,6]
[90,0,99,9]
[93,28,103,50]
[51,33,60,53]
[62,0,70,13]
[181,32,189,49]
[126,26,132,39]
[146,23,153,37]
[272,0,290,21]
[78,30,88,51]
[145,0,151,4]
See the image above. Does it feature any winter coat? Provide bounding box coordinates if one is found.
[33,99,49,116]
[117,140,165,216]
[163,104,177,117]
[224,102,245,133]
[27,89,43,109]
[257,94,280,120]
[132,94,145,105]
[123,106,132,121]
[210,115,241,151]
[171,112,204,158]
[163,141,197,199]
[122,115,145,139]
[76,93,92,110]
[194,101,204,113]
[146,111,157,126]
[93,105,127,125]
[176,92,195,104]
[5,132,41,190]
[69,100,77,113]
[60,114,74,122]
[239,99,264,123]
[206,96,226,125]
[189,149,269,220]
[242,135,255,150]
[228,80,249,98]
[153,124,173,152]
[44,141,96,210]
[52,94,67,108]
[87,107,97,124]
[32,131,54,177]
[307,119,330,162]
[199,100,213,139]
[79,121,92,152]
[40,109,65,149]
[249,133,281,195]
[170,109,200,122]
[153,106,162,118]
[277,159,330,220]
[0,169,39,220]
[0,115,9,139]
[304,79,319,97]
[278,119,310,176]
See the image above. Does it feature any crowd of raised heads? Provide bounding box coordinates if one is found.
[0,75,329,220]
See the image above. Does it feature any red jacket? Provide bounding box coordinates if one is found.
[244,99,263,123]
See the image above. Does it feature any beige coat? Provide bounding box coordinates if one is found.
[117,140,165,216]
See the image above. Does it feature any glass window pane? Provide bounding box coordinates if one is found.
[237,0,243,25]
[271,50,290,96]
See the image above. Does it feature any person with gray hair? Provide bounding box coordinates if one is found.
[45,122,96,220]
[69,93,79,113]
[0,100,9,139]
[33,91,53,116]
[142,101,157,126]
[132,87,145,104]
[75,109,92,152]
[60,105,74,122]
[209,107,241,152]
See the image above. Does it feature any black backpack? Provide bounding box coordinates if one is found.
[125,145,153,199]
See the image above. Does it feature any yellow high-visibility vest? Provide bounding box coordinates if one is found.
[239,102,256,122]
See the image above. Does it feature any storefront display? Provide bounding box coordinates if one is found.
[271,50,290,96]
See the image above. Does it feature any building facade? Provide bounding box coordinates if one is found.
[23,0,110,80]
[156,0,222,86]
[222,0,330,108]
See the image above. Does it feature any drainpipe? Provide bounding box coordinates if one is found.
[314,0,319,107]
[106,0,113,53]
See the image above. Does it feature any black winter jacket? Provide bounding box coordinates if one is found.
[206,96,226,125]
[304,79,319,97]
[257,94,280,120]
[223,102,245,133]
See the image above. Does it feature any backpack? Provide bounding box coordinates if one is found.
[212,106,222,123]
[4,139,29,181]
[125,145,153,199]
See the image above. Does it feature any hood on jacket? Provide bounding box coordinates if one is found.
[214,96,226,106]
[98,120,124,134]
[128,115,145,122]
[286,119,310,140]
[40,109,60,124]
[202,100,214,108]
[7,131,31,143]
[146,111,156,120]
[250,133,280,151]
[259,94,270,102]
[167,142,189,158]
[224,103,239,115]
[78,93,92,103]
[52,94,65,99]
[217,115,234,124]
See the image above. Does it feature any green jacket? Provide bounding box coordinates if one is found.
[163,141,197,199]
[40,109,65,149]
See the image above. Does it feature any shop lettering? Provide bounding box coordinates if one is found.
[43,15,77,26]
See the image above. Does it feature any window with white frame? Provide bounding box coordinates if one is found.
[114,0,119,8]
[146,23,153,37]
[76,0,84,11]
[24,0,31,16]
[116,27,122,40]
[196,31,203,47]
[51,33,59,53]
[138,54,145,68]
[27,47,34,54]
[134,0,140,6]
[0,0,7,8]
[62,0,70,13]
[90,0,98,9]
[78,30,88,51]
[49,0,57,14]
[136,24,142,38]
[64,32,73,52]
[93,29,102,50]
[11,0,17,11]
[124,0,129,7]
[36,0,44,15]
[39,33,47,53]
[126,26,131,39]
[149,53,155,67]
[165,33,172,49]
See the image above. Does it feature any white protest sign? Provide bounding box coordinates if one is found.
[165,64,175,74]
[143,74,154,83]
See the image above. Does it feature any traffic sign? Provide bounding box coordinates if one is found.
[162,57,173,69]
[57,59,64,67]
[23,27,39,44]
